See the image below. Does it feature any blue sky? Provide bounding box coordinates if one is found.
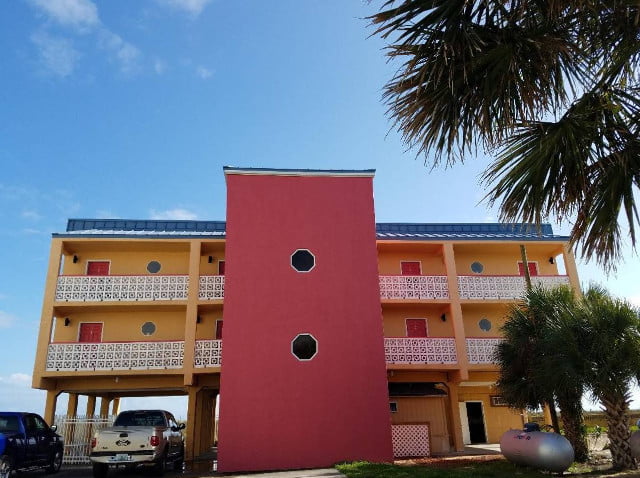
[0,0,638,416]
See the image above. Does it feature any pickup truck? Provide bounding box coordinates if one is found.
[90,409,184,477]
[0,412,64,478]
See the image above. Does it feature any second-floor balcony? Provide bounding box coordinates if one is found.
[379,275,449,300]
[457,275,570,300]
[44,337,501,372]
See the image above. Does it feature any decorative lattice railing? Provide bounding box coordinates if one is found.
[198,275,225,300]
[194,339,222,368]
[384,337,457,364]
[379,275,449,300]
[466,338,503,364]
[46,341,185,371]
[55,275,189,302]
[457,275,570,300]
[392,424,430,457]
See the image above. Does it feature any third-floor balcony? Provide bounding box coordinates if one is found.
[457,275,570,300]
[379,275,449,300]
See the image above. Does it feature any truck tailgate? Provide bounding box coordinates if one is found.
[94,427,161,454]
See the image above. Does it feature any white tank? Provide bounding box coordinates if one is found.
[500,430,574,472]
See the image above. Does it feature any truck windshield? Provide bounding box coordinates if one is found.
[114,412,165,427]
[0,415,20,432]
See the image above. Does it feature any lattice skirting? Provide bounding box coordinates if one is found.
[392,424,430,457]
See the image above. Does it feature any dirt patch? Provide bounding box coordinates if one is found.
[395,454,506,468]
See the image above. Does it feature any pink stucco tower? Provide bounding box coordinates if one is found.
[216,167,393,472]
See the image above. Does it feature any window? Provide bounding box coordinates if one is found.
[406,318,428,337]
[147,261,162,273]
[479,318,492,332]
[400,261,421,275]
[389,402,398,413]
[470,261,484,274]
[291,249,315,272]
[291,333,318,361]
[518,262,539,276]
[86,261,110,276]
[141,322,156,336]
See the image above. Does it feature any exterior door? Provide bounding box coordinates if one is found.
[465,402,487,443]
[406,319,428,337]
[215,320,224,340]
[218,261,225,275]
[517,262,538,276]
[79,323,103,343]
[87,261,110,276]
[400,261,421,275]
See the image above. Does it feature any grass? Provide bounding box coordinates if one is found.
[335,460,549,478]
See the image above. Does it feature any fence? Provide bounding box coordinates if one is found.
[54,415,116,464]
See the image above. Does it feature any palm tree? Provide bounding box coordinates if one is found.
[576,286,640,470]
[370,0,640,268]
[496,285,589,462]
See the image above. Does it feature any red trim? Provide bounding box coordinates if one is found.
[57,273,191,277]
[385,336,455,339]
[380,274,443,277]
[464,336,503,339]
[457,274,568,278]
[50,339,185,344]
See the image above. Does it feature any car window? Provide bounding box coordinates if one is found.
[114,411,165,427]
[0,415,20,432]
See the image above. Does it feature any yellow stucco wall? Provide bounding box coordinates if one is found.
[389,396,450,453]
[382,305,454,337]
[458,386,524,443]
[453,243,561,276]
[461,304,510,337]
[62,250,191,276]
[195,310,223,340]
[377,251,445,275]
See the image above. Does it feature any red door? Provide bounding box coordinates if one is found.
[79,323,103,342]
[218,261,226,275]
[406,319,428,337]
[400,261,421,275]
[518,262,539,276]
[87,261,110,276]
[216,320,224,340]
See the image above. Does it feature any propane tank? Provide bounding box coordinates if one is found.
[500,429,574,472]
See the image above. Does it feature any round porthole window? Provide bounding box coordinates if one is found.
[479,318,492,332]
[470,261,484,274]
[291,333,318,361]
[291,249,315,272]
[147,261,162,273]
[141,322,156,336]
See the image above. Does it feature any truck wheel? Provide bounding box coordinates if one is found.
[153,452,166,477]
[92,463,109,478]
[0,455,13,478]
[46,449,63,474]
[173,444,184,471]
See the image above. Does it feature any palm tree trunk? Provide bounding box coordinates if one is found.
[556,395,589,462]
[602,392,636,470]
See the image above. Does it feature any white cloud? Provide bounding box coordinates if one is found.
[29,0,99,31]
[30,31,80,77]
[157,0,212,17]
[22,210,42,221]
[154,58,167,75]
[150,209,198,220]
[0,374,46,412]
[196,65,212,79]
[98,30,141,74]
[0,311,17,329]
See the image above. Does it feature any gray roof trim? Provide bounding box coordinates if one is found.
[223,166,376,177]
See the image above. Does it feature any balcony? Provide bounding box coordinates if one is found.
[198,275,225,300]
[55,275,189,302]
[379,275,449,300]
[457,275,570,300]
[384,337,457,365]
[466,338,502,364]
[194,339,223,367]
[45,341,185,371]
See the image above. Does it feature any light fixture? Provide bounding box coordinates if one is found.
[440,313,447,322]
[73,255,79,263]
[64,317,71,326]
[548,257,555,264]
[208,256,214,263]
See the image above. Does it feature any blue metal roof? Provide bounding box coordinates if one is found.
[223,166,376,177]
[55,219,568,241]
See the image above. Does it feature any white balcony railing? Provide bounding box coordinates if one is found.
[45,341,185,371]
[198,275,225,300]
[194,339,222,368]
[457,275,570,300]
[384,337,457,364]
[466,338,502,364]
[55,275,189,302]
[379,275,449,300]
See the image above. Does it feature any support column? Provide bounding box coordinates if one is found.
[67,393,79,416]
[44,390,60,425]
[111,398,121,416]
[185,386,202,461]
[183,241,202,386]
[446,383,465,452]
[443,243,469,381]
[543,403,553,426]
[32,240,64,390]
[99,397,111,417]
[562,245,582,295]
[86,395,97,416]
